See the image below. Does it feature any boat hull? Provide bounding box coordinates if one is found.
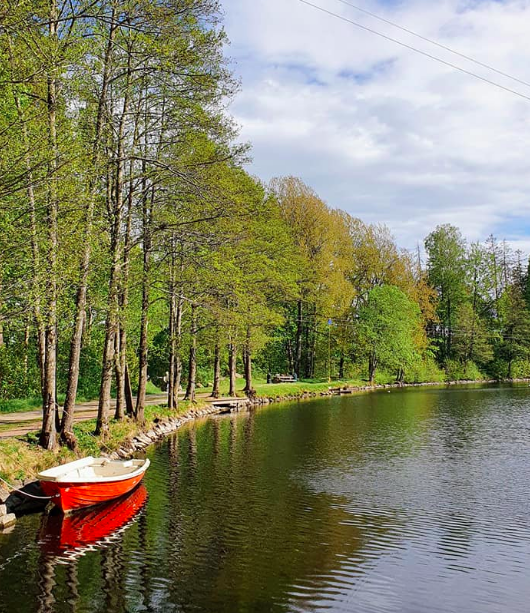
[40,472,147,513]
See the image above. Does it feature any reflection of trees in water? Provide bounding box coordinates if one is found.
[65,560,80,613]
[154,411,398,613]
[213,418,220,457]
[34,548,79,613]
[36,553,56,613]
[229,416,238,456]
[137,512,155,613]
[188,426,197,476]
[101,537,127,612]
[6,394,473,613]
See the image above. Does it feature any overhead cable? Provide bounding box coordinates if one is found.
[333,0,530,90]
[298,0,530,104]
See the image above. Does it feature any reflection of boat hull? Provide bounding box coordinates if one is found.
[38,457,149,513]
[40,485,148,557]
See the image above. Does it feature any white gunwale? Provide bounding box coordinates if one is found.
[38,457,150,484]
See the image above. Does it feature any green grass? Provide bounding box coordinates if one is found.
[252,379,367,398]
[145,381,163,395]
[197,377,368,399]
[0,396,45,414]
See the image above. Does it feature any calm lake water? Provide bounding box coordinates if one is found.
[2,384,530,612]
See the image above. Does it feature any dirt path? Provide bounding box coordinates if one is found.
[0,393,165,439]
[0,392,246,439]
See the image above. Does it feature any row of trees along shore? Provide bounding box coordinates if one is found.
[1,2,530,450]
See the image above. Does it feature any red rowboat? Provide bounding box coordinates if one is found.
[38,456,150,513]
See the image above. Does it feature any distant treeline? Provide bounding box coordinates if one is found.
[1,1,529,450]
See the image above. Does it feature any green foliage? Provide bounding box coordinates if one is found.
[452,303,494,366]
[425,224,468,362]
[508,359,530,379]
[445,359,486,382]
[406,357,445,384]
[356,286,422,381]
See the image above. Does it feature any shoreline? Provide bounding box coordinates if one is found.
[98,376,530,462]
[1,377,529,528]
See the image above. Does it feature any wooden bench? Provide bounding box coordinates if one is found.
[272,374,297,383]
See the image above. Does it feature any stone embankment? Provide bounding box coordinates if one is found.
[0,485,16,532]
[105,400,251,459]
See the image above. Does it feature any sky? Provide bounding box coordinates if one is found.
[220,0,530,254]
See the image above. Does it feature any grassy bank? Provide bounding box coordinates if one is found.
[198,377,368,398]
[0,400,203,484]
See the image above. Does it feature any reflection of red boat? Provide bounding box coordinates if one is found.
[40,485,148,557]
[38,456,150,513]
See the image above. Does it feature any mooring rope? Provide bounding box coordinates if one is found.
[0,476,59,500]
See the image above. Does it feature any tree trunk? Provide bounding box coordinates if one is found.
[135,186,152,424]
[124,364,134,416]
[286,339,293,373]
[23,323,30,381]
[295,300,302,378]
[168,252,177,410]
[61,9,117,443]
[95,50,132,436]
[96,272,118,436]
[168,290,183,410]
[95,173,121,435]
[40,0,59,450]
[184,305,197,403]
[309,313,317,378]
[114,330,124,419]
[304,308,311,378]
[368,352,377,385]
[228,343,237,397]
[114,325,125,420]
[136,85,163,422]
[243,328,254,396]
[115,192,132,422]
[9,41,46,395]
[167,248,184,411]
[338,352,345,380]
[211,340,221,399]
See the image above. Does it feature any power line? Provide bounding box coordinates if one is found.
[333,0,530,90]
[298,0,530,104]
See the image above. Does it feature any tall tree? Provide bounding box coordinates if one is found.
[425,225,468,363]
[356,286,422,384]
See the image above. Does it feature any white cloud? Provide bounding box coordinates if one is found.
[222,0,530,252]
